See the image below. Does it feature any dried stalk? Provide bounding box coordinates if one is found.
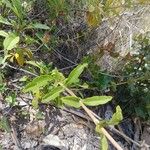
[60,83,123,150]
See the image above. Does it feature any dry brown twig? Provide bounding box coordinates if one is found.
[59,82,123,150]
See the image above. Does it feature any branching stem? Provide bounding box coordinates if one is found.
[59,82,123,150]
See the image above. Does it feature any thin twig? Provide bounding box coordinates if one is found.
[110,127,141,147]
[59,64,77,71]
[11,125,23,150]
[79,101,123,150]
[5,64,38,77]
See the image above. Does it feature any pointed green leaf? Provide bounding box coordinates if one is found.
[61,96,81,108]
[23,75,52,93]
[26,61,43,69]
[3,33,20,50]
[2,0,23,20]
[66,63,88,85]
[108,106,123,125]
[42,86,64,103]
[27,23,50,30]
[83,96,112,106]
[0,15,12,25]
[11,0,24,19]
[0,30,8,37]
[101,135,108,150]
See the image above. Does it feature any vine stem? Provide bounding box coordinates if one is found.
[59,83,123,150]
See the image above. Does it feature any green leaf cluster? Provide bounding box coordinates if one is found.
[95,106,123,150]
[117,34,150,119]
[23,63,123,150]
[23,63,113,109]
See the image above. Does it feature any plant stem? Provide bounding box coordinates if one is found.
[59,83,123,150]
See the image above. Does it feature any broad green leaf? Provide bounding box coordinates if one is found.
[83,96,112,106]
[61,96,81,108]
[108,106,123,125]
[23,75,52,93]
[42,86,64,103]
[3,33,20,50]
[66,63,88,85]
[27,23,50,30]
[101,135,108,150]
[0,15,12,25]
[0,30,8,37]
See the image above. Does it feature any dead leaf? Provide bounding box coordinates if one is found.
[25,121,45,138]
[42,32,50,44]
[15,52,24,66]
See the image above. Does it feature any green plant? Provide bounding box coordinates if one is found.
[82,33,150,120]
[26,61,53,75]
[23,63,123,149]
[116,34,150,119]
[0,0,50,66]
